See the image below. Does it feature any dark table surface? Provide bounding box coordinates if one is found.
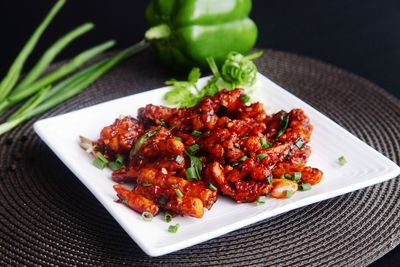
[1,1,399,266]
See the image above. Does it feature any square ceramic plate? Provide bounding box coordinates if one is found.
[34,73,400,257]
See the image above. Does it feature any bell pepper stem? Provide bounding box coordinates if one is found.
[145,24,171,41]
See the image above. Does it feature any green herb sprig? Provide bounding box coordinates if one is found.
[163,51,262,108]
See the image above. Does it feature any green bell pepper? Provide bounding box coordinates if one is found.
[144,0,258,70]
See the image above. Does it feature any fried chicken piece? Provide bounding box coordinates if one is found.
[113,184,159,215]
[98,116,144,154]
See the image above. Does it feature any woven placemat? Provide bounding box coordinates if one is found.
[0,49,399,267]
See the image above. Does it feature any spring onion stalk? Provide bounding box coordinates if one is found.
[0,0,65,100]
[0,40,116,114]
[14,22,94,91]
[0,42,149,136]
[7,85,51,121]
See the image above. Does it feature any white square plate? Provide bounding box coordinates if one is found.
[34,73,400,257]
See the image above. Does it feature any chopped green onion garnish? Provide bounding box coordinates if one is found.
[96,151,109,163]
[175,189,183,198]
[169,124,177,131]
[266,175,273,184]
[285,190,293,198]
[175,155,184,164]
[231,162,239,167]
[141,211,153,222]
[185,154,202,181]
[299,183,312,191]
[260,137,273,149]
[295,137,305,149]
[293,172,302,181]
[185,167,198,181]
[141,182,152,187]
[284,173,292,179]
[168,224,180,233]
[174,136,183,142]
[108,161,122,171]
[238,155,248,162]
[240,94,250,103]
[93,158,106,169]
[164,212,172,223]
[280,175,285,179]
[160,120,168,128]
[115,155,124,165]
[130,128,160,158]
[186,144,200,155]
[208,183,217,191]
[158,196,167,205]
[256,196,266,205]
[256,153,267,160]
[338,156,347,166]
[276,114,290,138]
[191,130,202,137]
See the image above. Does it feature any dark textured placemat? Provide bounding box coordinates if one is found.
[0,49,399,267]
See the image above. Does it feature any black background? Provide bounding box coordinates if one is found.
[1,0,399,265]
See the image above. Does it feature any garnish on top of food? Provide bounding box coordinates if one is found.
[80,87,323,219]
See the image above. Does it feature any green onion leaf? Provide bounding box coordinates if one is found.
[295,137,305,149]
[141,182,152,187]
[164,212,172,223]
[96,152,109,163]
[293,172,302,181]
[240,95,250,103]
[280,175,285,179]
[208,183,217,191]
[93,158,106,169]
[276,114,290,138]
[130,128,160,158]
[285,190,293,198]
[256,196,266,205]
[158,196,167,206]
[338,156,347,166]
[141,212,153,222]
[168,224,180,233]
[186,144,200,155]
[299,183,312,191]
[191,130,202,137]
[256,153,267,160]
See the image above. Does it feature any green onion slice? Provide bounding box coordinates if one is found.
[142,211,153,222]
[175,155,184,164]
[276,114,290,138]
[108,161,122,171]
[168,224,180,233]
[256,195,266,205]
[299,183,312,191]
[208,183,217,191]
[240,95,250,103]
[285,190,293,198]
[164,212,172,223]
[159,120,168,128]
[256,153,267,160]
[338,156,347,166]
[266,175,273,184]
[284,173,292,179]
[141,182,152,187]
[191,130,202,137]
[92,158,106,169]
[260,137,273,149]
[238,155,248,162]
[115,155,124,165]
[293,172,302,181]
[130,128,160,158]
[158,196,167,206]
[175,189,183,198]
[96,151,108,163]
[295,137,305,149]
